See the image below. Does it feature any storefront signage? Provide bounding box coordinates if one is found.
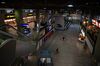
[6,15,15,18]
[28,13,33,16]
[23,16,33,19]
[4,19,15,22]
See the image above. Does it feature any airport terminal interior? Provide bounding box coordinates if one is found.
[0,0,100,66]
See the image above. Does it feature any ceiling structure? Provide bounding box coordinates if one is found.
[0,0,99,8]
[0,0,100,14]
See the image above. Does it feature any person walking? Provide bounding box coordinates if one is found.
[56,48,59,53]
[62,37,65,40]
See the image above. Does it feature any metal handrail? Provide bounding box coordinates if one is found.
[0,24,32,40]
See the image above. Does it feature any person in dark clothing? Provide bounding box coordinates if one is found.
[20,57,24,66]
[62,37,65,40]
[14,56,24,66]
[42,60,47,66]
[56,48,59,53]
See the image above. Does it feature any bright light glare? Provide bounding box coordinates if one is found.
[6,9,13,13]
[1,2,6,4]
[67,5,74,7]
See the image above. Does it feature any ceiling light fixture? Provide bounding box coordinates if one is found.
[1,1,6,4]
[67,4,74,7]
[6,9,14,13]
[67,0,74,7]
[43,8,46,9]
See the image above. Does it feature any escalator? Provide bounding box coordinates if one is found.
[0,24,32,40]
[0,14,55,66]
[0,24,35,66]
[0,28,16,66]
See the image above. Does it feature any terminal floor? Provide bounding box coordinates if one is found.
[16,23,91,66]
[42,24,91,66]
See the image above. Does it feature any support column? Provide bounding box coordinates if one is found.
[36,9,40,33]
[51,10,55,32]
[45,10,49,21]
[0,10,7,31]
[14,9,24,35]
[32,9,40,38]
[33,9,40,39]
[45,10,49,33]
[33,9,40,51]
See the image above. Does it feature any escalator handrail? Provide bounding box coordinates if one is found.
[1,24,32,40]
[0,39,16,48]
[0,30,17,39]
[8,25,32,40]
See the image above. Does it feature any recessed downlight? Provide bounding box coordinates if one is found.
[1,1,6,4]
[67,4,74,7]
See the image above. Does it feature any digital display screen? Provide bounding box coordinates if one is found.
[20,24,28,27]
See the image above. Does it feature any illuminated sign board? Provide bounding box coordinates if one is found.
[20,24,28,27]
[6,15,15,18]
[4,19,15,22]
[28,13,33,16]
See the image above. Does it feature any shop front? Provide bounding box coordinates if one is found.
[23,15,36,30]
[81,16,100,54]
[4,18,18,36]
